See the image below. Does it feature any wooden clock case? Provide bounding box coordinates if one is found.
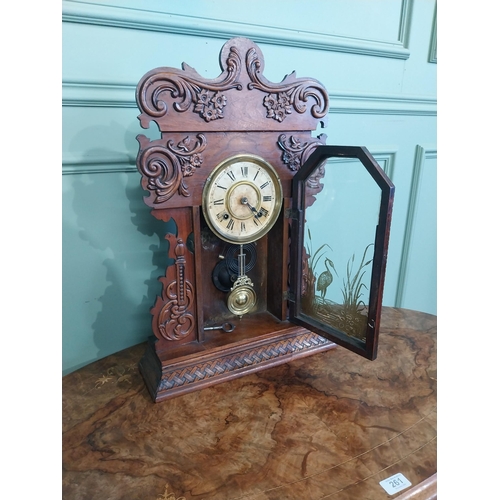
[135,37,389,402]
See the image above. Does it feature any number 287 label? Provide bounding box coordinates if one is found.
[379,473,412,495]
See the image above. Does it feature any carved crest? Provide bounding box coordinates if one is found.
[246,48,329,122]
[135,38,330,208]
[136,46,242,126]
[135,37,329,132]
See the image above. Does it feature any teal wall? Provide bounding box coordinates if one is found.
[62,0,437,375]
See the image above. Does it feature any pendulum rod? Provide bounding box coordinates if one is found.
[238,244,246,280]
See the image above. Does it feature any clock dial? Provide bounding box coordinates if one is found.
[202,154,283,244]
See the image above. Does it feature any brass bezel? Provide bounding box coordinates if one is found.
[202,154,283,244]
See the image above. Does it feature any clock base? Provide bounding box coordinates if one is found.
[139,319,336,402]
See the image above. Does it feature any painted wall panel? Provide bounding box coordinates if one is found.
[91,0,405,42]
[395,146,437,315]
[62,0,411,59]
[62,0,436,374]
[401,0,437,95]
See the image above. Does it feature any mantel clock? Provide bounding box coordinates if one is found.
[135,38,394,402]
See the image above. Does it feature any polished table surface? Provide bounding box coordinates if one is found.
[62,307,437,500]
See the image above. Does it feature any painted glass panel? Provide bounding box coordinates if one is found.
[300,157,382,343]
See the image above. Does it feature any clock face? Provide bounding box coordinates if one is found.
[202,154,283,244]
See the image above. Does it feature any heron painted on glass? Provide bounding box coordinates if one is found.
[317,257,338,301]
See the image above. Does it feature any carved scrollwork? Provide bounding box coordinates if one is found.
[278,133,327,208]
[247,48,329,122]
[136,46,243,124]
[157,238,195,341]
[277,133,327,172]
[137,134,207,204]
[305,160,326,190]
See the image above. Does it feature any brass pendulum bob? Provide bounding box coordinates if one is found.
[226,244,257,317]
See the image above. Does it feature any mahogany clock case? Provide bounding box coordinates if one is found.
[134,37,394,401]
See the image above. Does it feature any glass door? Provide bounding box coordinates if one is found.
[289,146,394,360]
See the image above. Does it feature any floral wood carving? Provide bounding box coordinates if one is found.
[278,133,327,208]
[137,134,207,204]
[136,46,242,125]
[136,38,329,132]
[157,238,195,341]
[278,133,327,171]
[247,48,329,122]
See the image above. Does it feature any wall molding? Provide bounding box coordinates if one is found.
[329,91,436,116]
[62,82,136,108]
[398,0,414,49]
[395,144,437,307]
[62,81,436,116]
[428,5,437,63]
[62,152,136,175]
[62,0,411,60]
[328,149,397,178]
[62,147,396,178]
[373,149,398,181]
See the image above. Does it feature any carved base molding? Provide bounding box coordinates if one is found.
[139,325,336,402]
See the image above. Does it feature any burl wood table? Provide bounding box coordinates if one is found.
[62,307,437,500]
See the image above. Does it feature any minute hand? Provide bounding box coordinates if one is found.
[241,197,261,220]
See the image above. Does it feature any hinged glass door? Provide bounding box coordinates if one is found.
[289,145,394,360]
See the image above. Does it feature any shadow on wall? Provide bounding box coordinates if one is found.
[69,155,175,368]
[94,177,175,361]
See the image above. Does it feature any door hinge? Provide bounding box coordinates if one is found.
[283,290,296,302]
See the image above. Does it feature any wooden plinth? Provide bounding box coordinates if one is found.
[139,319,336,401]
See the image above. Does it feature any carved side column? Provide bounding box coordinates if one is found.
[150,208,199,352]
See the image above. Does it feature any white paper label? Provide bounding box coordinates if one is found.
[379,473,412,495]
